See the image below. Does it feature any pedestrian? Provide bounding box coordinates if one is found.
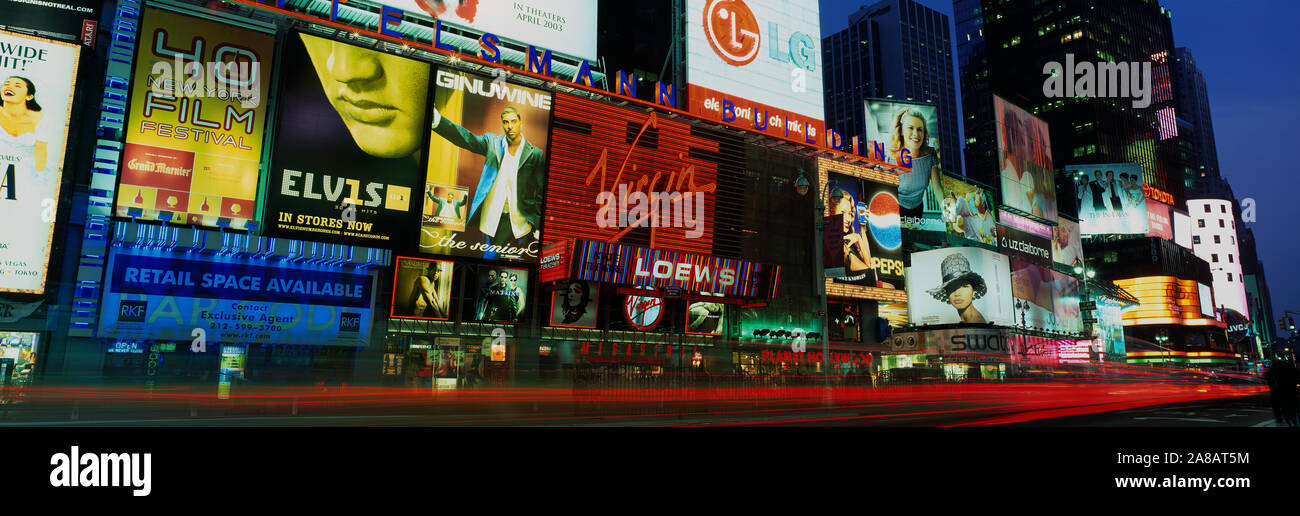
[1267,357,1299,427]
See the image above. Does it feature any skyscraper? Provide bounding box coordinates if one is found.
[824,0,963,175]
[1173,47,1221,178]
[955,0,1185,212]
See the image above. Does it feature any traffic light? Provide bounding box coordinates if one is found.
[1289,317,1297,331]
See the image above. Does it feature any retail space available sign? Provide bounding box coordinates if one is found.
[99,249,376,346]
[572,240,780,298]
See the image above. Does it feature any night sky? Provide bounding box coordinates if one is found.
[821,0,1300,332]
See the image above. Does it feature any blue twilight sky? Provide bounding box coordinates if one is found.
[820,0,1300,332]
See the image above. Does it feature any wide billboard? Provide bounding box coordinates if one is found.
[822,171,903,289]
[863,99,943,215]
[264,32,427,247]
[687,0,824,143]
[938,175,996,245]
[390,256,454,321]
[1068,163,1149,235]
[1051,219,1084,268]
[419,69,552,262]
[548,279,598,328]
[474,265,529,324]
[114,8,273,230]
[571,240,780,298]
[993,95,1056,221]
[907,247,1013,327]
[0,30,79,294]
[98,249,376,346]
[373,0,598,61]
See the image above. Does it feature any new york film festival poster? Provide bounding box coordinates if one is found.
[994,95,1057,222]
[0,30,79,294]
[391,256,454,321]
[114,8,273,230]
[420,69,552,262]
[822,171,903,289]
[264,32,428,247]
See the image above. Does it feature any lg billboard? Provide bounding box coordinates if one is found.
[687,0,825,142]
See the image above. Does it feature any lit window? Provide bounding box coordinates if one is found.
[1227,273,1233,281]
[1198,220,1205,228]
[1193,236,1201,244]
[1213,235,1221,244]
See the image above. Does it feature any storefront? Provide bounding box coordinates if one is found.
[0,332,41,386]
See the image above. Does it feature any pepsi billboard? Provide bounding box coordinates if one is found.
[99,249,376,346]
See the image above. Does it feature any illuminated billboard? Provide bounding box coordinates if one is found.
[419,69,552,262]
[907,247,1013,327]
[1068,163,1149,235]
[993,95,1055,221]
[391,256,454,321]
[1113,276,1221,326]
[373,0,598,61]
[687,0,825,143]
[822,172,903,289]
[0,0,98,39]
[543,93,731,257]
[686,299,726,335]
[1052,219,1084,268]
[863,99,943,212]
[474,265,529,324]
[115,8,272,230]
[997,224,1052,268]
[1050,270,1081,335]
[549,279,598,328]
[0,30,79,294]
[98,248,376,346]
[264,33,428,247]
[1145,199,1173,240]
[571,240,779,298]
[1094,296,1126,356]
[1172,209,1193,249]
[1010,258,1055,331]
[938,175,996,246]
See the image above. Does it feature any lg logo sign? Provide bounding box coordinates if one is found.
[702,0,817,93]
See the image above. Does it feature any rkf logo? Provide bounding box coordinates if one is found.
[703,0,761,66]
[339,312,361,332]
[118,300,148,323]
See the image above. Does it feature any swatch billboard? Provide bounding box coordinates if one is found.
[264,33,427,247]
[98,249,376,346]
[419,69,552,262]
[907,247,1013,327]
[994,95,1055,221]
[1068,163,1149,235]
[687,0,825,143]
[0,30,79,294]
[115,8,272,230]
